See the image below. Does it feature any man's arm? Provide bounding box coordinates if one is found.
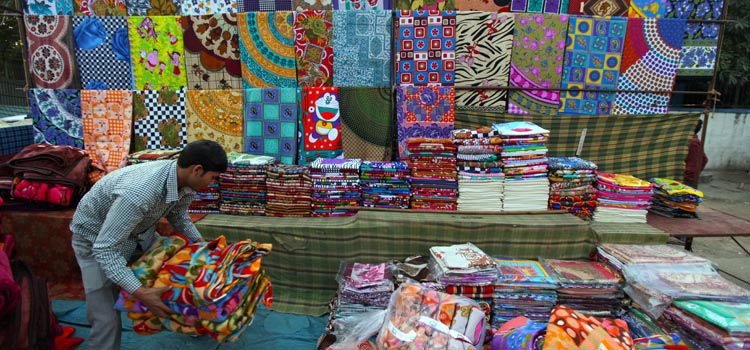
[166,194,202,243]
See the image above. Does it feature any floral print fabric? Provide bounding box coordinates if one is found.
[238,11,297,88]
[293,0,332,10]
[294,10,334,87]
[81,90,133,172]
[128,16,187,90]
[73,16,132,90]
[181,0,237,14]
[244,88,298,164]
[126,0,182,15]
[186,89,244,153]
[333,10,392,87]
[182,15,241,90]
[74,0,128,15]
[628,0,668,17]
[25,15,80,89]
[23,0,73,14]
[507,13,568,115]
[396,85,455,159]
[132,88,187,152]
[666,0,724,76]
[395,10,456,86]
[28,89,83,148]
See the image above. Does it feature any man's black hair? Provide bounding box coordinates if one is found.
[695,119,703,134]
[177,140,228,173]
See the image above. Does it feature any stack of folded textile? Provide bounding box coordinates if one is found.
[359,161,411,209]
[265,165,312,217]
[429,243,498,286]
[333,262,395,326]
[543,259,625,318]
[492,258,558,328]
[453,127,504,212]
[547,156,598,220]
[621,307,689,349]
[542,305,635,350]
[594,173,653,223]
[126,149,181,165]
[219,153,276,216]
[310,158,362,217]
[406,138,458,211]
[493,122,550,211]
[596,243,708,272]
[649,178,703,218]
[115,235,272,342]
[189,183,221,214]
[664,300,750,350]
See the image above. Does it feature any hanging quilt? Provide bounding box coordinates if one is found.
[181,15,241,90]
[128,16,187,90]
[186,90,243,153]
[244,88,298,165]
[238,0,292,11]
[74,0,127,15]
[132,88,187,152]
[81,90,133,172]
[613,18,686,115]
[576,0,629,16]
[28,89,83,148]
[393,0,455,10]
[181,0,237,14]
[396,85,455,159]
[299,87,342,164]
[333,10,392,87]
[294,10,334,87]
[510,0,570,12]
[238,12,297,88]
[507,13,568,115]
[23,0,73,14]
[560,16,627,115]
[340,87,394,161]
[455,0,508,11]
[333,0,390,9]
[72,16,132,90]
[293,0,332,10]
[394,10,456,86]
[126,0,182,15]
[628,0,668,17]
[666,0,724,76]
[25,15,80,89]
[455,12,514,109]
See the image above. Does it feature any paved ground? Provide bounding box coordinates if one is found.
[677,169,750,288]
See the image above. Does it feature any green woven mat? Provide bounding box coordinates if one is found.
[591,223,670,244]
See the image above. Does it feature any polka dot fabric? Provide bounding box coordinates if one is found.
[543,305,635,350]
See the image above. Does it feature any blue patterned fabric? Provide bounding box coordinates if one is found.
[666,0,724,76]
[244,88,298,165]
[23,0,73,14]
[394,10,456,86]
[28,89,83,148]
[333,10,392,87]
[72,16,132,90]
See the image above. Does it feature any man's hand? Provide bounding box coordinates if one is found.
[132,287,174,318]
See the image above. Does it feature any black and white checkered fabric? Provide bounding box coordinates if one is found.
[134,88,188,150]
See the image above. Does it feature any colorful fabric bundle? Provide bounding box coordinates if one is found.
[394,10,456,86]
[377,282,486,349]
[12,178,74,206]
[542,305,635,350]
[454,126,504,212]
[507,13,568,115]
[359,161,411,209]
[406,138,458,211]
[594,172,653,223]
[181,14,241,90]
[493,258,558,327]
[491,316,547,350]
[132,88,187,152]
[238,11,296,88]
[219,153,276,216]
[25,15,80,89]
[613,18,686,115]
[333,10,392,87]
[596,243,708,271]
[265,164,312,217]
[81,90,133,172]
[649,178,703,218]
[72,16,132,90]
[294,10,334,87]
[310,158,362,217]
[243,88,298,165]
[189,183,221,213]
[128,16,187,91]
[28,89,83,148]
[673,300,750,338]
[299,87,343,165]
[666,0,724,77]
[126,149,182,165]
[547,156,597,220]
[494,122,550,211]
[396,86,455,160]
[115,235,272,343]
[186,89,244,153]
[332,262,395,328]
[543,259,624,318]
[663,306,749,350]
[430,243,498,286]
[340,87,395,161]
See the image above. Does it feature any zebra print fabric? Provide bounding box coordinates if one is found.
[455,12,515,109]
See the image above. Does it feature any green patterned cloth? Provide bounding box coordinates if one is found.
[456,110,699,180]
[591,223,669,244]
[339,87,394,161]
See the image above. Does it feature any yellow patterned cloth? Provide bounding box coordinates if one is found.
[81,90,132,172]
[128,16,187,90]
[186,89,244,153]
[238,12,297,88]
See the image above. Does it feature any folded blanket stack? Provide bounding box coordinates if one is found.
[542,305,635,350]
[406,138,458,211]
[547,156,598,220]
[115,235,272,342]
[493,122,550,211]
[219,153,276,216]
[189,183,221,214]
[492,259,558,328]
[310,158,362,217]
[596,243,708,272]
[543,259,625,318]
[453,127,504,212]
[359,161,410,209]
[649,178,703,218]
[665,300,750,350]
[265,165,312,217]
[594,173,653,223]
[333,262,395,327]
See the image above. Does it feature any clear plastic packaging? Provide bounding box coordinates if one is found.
[328,309,387,350]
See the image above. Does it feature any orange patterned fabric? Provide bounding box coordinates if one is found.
[543,305,634,350]
[81,90,133,172]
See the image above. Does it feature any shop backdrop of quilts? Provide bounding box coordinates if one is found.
[18,0,724,167]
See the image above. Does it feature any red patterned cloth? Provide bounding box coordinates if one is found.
[294,10,334,87]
